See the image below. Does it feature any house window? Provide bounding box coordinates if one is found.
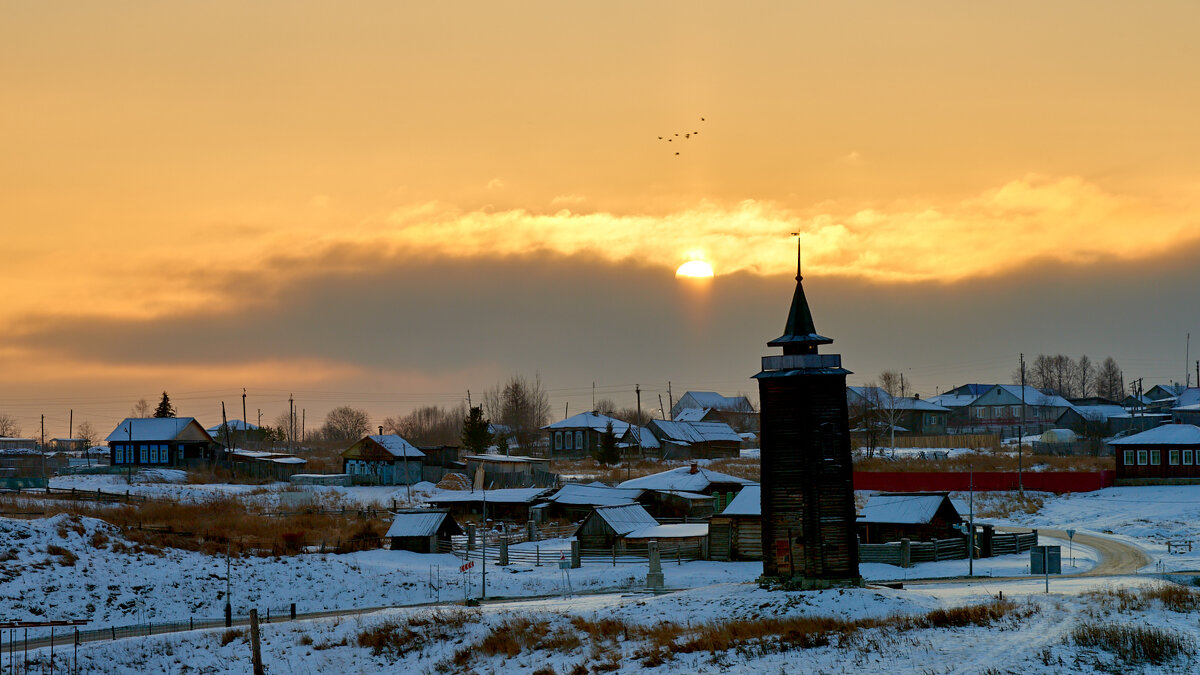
[1151,450,1161,465]
[975,407,986,419]
[1137,450,1148,465]
[565,433,573,450]
[1170,450,1180,466]
[139,445,148,463]
[1123,450,1134,466]
[115,447,124,464]
[555,432,562,450]
[1185,449,1194,466]
[1012,405,1021,418]
[150,446,158,463]
[178,446,185,461]
[575,431,583,449]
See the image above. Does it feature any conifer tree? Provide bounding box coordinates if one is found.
[593,421,620,466]
[461,406,491,455]
[153,391,176,418]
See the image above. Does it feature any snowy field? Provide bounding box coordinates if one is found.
[9,483,1200,671]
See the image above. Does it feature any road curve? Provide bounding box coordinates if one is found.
[1035,528,1152,576]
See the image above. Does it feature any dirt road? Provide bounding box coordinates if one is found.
[1035,528,1152,576]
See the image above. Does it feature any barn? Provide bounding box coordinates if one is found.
[708,484,763,561]
[856,492,963,544]
[574,503,659,549]
[386,511,463,553]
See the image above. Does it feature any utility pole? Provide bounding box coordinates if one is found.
[968,470,975,576]
[481,485,487,599]
[242,388,248,448]
[635,384,643,460]
[69,409,73,444]
[658,395,666,420]
[301,408,306,445]
[288,394,294,452]
[40,414,45,451]
[667,382,674,416]
[591,381,595,410]
[1019,354,1025,496]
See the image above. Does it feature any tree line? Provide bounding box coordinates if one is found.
[1014,354,1125,400]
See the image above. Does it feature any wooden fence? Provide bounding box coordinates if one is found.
[990,531,1038,556]
[0,486,146,503]
[859,530,1038,566]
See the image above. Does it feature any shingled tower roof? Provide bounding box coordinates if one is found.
[767,240,833,355]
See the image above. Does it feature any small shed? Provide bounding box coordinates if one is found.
[463,454,554,488]
[708,484,762,561]
[386,511,463,553]
[623,523,710,557]
[856,492,963,544]
[574,503,659,549]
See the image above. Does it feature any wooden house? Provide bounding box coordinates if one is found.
[669,392,758,433]
[574,503,659,549]
[385,511,463,553]
[536,483,643,522]
[646,419,741,460]
[462,454,553,488]
[708,484,763,561]
[341,434,425,485]
[105,418,217,467]
[542,412,629,458]
[1111,424,1200,482]
[856,492,963,544]
[424,487,552,522]
[845,387,950,436]
[0,438,38,451]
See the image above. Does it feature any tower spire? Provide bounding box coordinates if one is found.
[768,234,832,355]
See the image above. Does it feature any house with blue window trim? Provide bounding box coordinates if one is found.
[105,417,217,467]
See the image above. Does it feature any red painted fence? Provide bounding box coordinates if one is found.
[853,470,1116,493]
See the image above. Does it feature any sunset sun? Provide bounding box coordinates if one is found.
[675,260,715,278]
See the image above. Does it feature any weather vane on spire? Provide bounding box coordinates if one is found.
[790,231,802,281]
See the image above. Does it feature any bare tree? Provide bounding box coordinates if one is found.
[0,414,20,437]
[878,370,909,452]
[482,373,551,454]
[1094,357,1125,400]
[594,398,618,418]
[130,398,152,418]
[848,384,886,458]
[384,404,468,446]
[76,420,98,448]
[320,406,371,442]
[1076,355,1095,399]
[611,406,654,426]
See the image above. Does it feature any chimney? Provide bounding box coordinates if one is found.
[689,462,698,474]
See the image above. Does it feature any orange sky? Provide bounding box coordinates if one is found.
[3,2,1199,436]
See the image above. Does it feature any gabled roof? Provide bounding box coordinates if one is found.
[1177,389,1200,409]
[1062,404,1128,422]
[205,419,260,433]
[1147,384,1186,400]
[858,493,959,525]
[648,420,741,446]
[981,385,1071,408]
[719,484,760,517]
[591,503,658,536]
[367,435,425,459]
[926,393,977,409]
[675,392,751,411]
[385,511,462,538]
[543,412,630,435]
[846,387,950,412]
[673,407,712,422]
[617,466,753,492]
[618,426,661,450]
[105,418,213,443]
[1108,424,1200,446]
[547,483,643,507]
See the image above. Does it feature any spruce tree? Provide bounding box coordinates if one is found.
[593,421,620,466]
[461,406,491,455]
[153,391,176,418]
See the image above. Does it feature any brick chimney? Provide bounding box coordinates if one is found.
[689,462,698,474]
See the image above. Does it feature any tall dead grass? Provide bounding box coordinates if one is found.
[1070,622,1194,667]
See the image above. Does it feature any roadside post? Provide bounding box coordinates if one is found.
[1066,529,1076,568]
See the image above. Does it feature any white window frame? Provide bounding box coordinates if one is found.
[554,432,562,450]
[150,446,158,463]
[575,431,583,449]
[565,433,573,450]
[1123,450,1134,466]
[1170,449,1180,466]
[1185,449,1194,466]
[139,445,148,463]
[1151,450,1161,465]
[115,447,124,464]
[1137,450,1148,465]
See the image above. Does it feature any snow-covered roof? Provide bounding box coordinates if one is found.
[618,426,661,450]
[617,466,754,492]
[205,420,260,433]
[649,420,741,445]
[1064,404,1128,422]
[1108,424,1200,446]
[591,503,658,536]
[992,385,1072,408]
[463,453,545,464]
[367,435,425,459]
[926,394,976,409]
[625,523,709,539]
[547,483,643,507]
[719,484,760,516]
[846,387,950,412]
[543,412,631,435]
[385,512,456,538]
[1177,389,1200,408]
[858,494,957,524]
[673,408,711,422]
[425,488,551,504]
[104,418,212,443]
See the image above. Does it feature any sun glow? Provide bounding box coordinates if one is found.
[675,260,715,278]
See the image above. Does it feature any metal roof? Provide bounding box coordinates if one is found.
[858,494,957,524]
[367,435,426,458]
[617,466,753,492]
[425,487,551,504]
[385,511,457,538]
[719,484,760,516]
[104,418,212,443]
[624,523,709,539]
[1108,424,1200,446]
[542,412,631,434]
[547,483,643,506]
[593,503,658,535]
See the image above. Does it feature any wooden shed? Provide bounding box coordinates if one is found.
[708,484,762,561]
[856,492,963,544]
[386,511,463,553]
[574,503,658,549]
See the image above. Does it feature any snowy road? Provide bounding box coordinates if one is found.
[1036,527,1152,575]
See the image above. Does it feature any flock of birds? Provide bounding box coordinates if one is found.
[657,117,706,156]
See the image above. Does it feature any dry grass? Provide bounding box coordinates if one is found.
[1082,583,1200,615]
[430,598,1034,673]
[219,629,245,646]
[971,492,1046,518]
[1070,621,1194,667]
[0,490,388,557]
[358,609,479,658]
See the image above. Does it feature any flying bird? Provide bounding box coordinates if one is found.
[700,117,705,121]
